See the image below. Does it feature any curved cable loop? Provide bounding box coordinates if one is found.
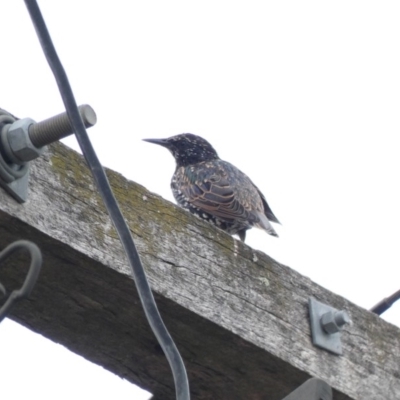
[0,240,42,323]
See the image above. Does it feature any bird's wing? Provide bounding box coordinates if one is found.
[255,186,280,224]
[179,164,257,225]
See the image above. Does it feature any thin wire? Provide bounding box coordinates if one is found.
[23,1,190,398]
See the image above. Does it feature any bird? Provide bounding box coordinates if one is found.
[143,133,280,242]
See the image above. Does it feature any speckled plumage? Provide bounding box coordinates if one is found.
[143,133,280,242]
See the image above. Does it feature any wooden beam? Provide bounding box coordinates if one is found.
[0,142,398,400]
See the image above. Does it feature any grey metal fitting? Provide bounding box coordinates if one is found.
[2,105,97,165]
[29,104,97,148]
[320,310,350,334]
[309,297,351,355]
[282,378,332,400]
[0,105,97,203]
[5,118,44,164]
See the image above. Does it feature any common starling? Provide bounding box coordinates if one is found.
[143,133,280,242]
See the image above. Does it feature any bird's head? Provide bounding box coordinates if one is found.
[143,133,219,167]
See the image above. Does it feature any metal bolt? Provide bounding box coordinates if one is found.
[3,105,97,164]
[29,104,97,148]
[320,310,350,334]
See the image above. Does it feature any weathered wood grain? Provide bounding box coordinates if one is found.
[0,142,398,400]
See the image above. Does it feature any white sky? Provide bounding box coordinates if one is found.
[1,1,400,399]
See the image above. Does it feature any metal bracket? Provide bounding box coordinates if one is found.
[0,110,29,202]
[282,378,332,400]
[309,297,351,355]
[0,166,30,202]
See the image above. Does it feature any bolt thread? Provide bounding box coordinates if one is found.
[334,311,350,327]
[29,105,97,148]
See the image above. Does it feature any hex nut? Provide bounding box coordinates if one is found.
[320,310,350,334]
[7,119,45,163]
[321,311,340,334]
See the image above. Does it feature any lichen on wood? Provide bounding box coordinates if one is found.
[0,142,398,400]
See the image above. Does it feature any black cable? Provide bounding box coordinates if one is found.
[23,1,190,399]
[0,240,42,323]
[370,289,400,315]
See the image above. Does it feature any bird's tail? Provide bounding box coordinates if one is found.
[255,212,279,237]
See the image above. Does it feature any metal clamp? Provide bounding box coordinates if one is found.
[309,297,351,355]
[0,105,97,202]
[370,289,400,315]
[282,378,332,400]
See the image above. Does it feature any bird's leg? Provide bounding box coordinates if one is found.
[238,230,246,242]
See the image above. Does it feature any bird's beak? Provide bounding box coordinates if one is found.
[142,138,170,148]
